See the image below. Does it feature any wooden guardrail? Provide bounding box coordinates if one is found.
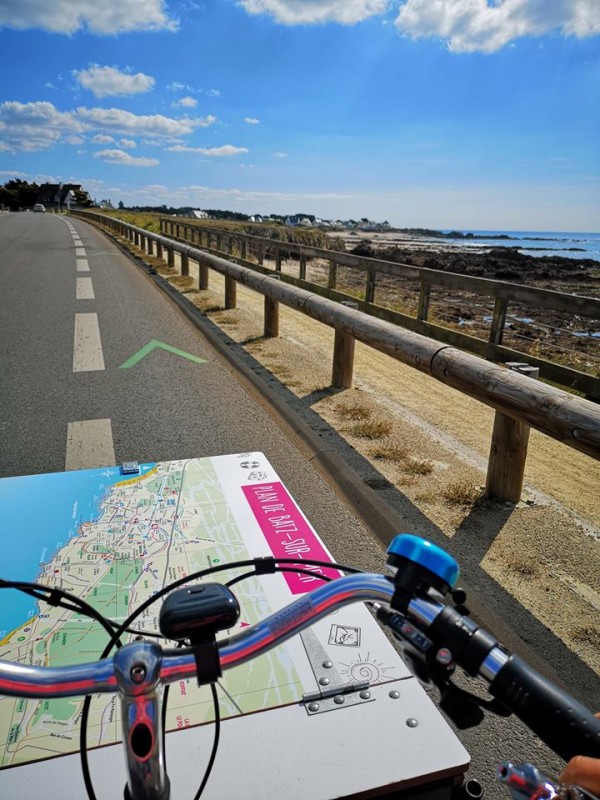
[159,219,600,402]
[72,211,600,504]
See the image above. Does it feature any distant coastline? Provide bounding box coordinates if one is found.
[342,229,600,264]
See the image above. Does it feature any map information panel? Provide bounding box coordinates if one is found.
[0,453,407,770]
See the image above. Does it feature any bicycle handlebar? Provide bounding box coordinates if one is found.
[1,571,598,763]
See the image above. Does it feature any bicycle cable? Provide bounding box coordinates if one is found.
[3,556,361,800]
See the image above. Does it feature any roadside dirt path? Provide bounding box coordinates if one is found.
[153,252,600,675]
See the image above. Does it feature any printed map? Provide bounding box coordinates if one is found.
[0,455,317,768]
[0,453,404,772]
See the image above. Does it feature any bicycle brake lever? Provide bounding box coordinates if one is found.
[497,762,600,800]
[497,762,556,800]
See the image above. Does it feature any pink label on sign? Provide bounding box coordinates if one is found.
[242,482,342,595]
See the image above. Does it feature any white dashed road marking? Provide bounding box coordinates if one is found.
[65,419,115,470]
[75,247,86,257]
[76,258,90,272]
[73,312,105,372]
[76,277,95,300]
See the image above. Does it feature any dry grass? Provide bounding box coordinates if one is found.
[213,312,240,325]
[442,479,482,506]
[349,419,394,439]
[570,625,600,649]
[403,458,434,476]
[267,362,294,379]
[335,402,373,421]
[369,443,409,461]
[170,276,195,291]
[505,558,538,578]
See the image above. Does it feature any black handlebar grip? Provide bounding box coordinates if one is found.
[489,654,600,762]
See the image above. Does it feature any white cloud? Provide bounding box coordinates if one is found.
[395,0,600,53]
[0,0,178,34]
[66,135,85,145]
[168,82,192,92]
[205,88,221,97]
[274,151,288,158]
[168,144,249,156]
[114,183,355,207]
[0,170,28,178]
[76,107,217,137]
[239,0,389,24]
[75,65,155,98]
[118,138,137,148]
[0,100,217,152]
[0,100,84,151]
[176,96,198,108]
[94,149,159,167]
[244,117,260,124]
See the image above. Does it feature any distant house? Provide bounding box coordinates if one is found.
[249,215,263,223]
[37,183,90,210]
[192,209,209,219]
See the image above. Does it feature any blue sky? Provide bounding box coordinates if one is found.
[0,0,599,231]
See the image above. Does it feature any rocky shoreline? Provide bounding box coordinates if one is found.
[348,239,600,294]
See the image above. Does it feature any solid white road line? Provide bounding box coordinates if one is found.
[73,312,105,372]
[65,419,115,471]
[75,247,86,257]
[76,277,95,300]
[76,258,90,272]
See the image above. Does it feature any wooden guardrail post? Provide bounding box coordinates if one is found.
[328,259,337,290]
[264,275,281,338]
[199,256,209,290]
[225,275,237,309]
[418,281,431,321]
[299,254,307,280]
[485,362,540,503]
[156,240,163,260]
[365,270,376,304]
[332,301,358,389]
[167,245,175,269]
[181,250,190,277]
[490,296,508,345]
[241,241,247,260]
[275,251,282,272]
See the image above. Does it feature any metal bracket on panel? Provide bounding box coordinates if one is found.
[300,628,375,715]
[302,680,374,715]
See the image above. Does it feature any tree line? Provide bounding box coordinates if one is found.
[0,179,40,210]
[0,179,92,210]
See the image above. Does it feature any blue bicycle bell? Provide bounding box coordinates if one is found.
[387,534,459,596]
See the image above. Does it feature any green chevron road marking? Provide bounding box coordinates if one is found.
[119,340,208,369]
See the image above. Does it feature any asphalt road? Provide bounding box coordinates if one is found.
[0,211,580,797]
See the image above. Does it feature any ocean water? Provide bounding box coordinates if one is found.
[0,464,156,639]
[439,230,600,262]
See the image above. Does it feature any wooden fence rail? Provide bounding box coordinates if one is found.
[72,211,600,503]
[158,219,600,401]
